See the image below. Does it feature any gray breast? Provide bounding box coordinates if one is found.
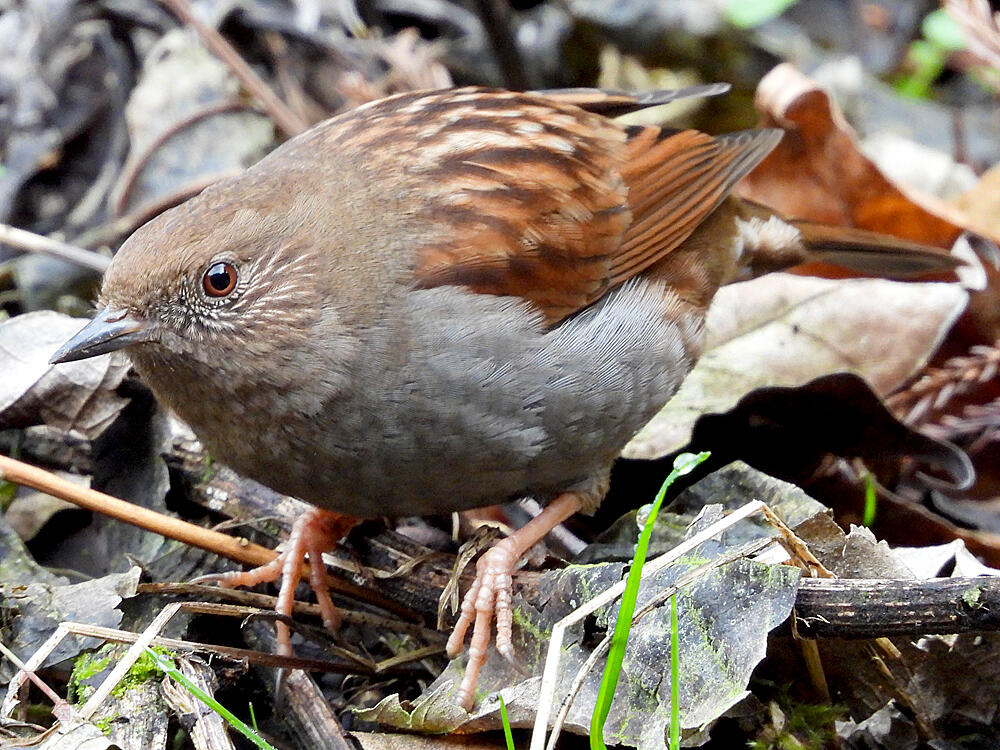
[304,279,702,516]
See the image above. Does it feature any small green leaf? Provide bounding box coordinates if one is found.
[896,40,947,99]
[725,0,800,29]
[923,9,966,52]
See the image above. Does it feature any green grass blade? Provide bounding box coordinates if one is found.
[499,694,516,750]
[589,452,709,749]
[143,647,277,750]
[862,472,877,527]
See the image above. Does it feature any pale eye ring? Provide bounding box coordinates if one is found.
[202,262,238,297]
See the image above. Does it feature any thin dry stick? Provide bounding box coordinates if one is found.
[1,625,76,720]
[763,506,904,701]
[158,0,309,138]
[139,582,444,640]
[60,618,375,674]
[759,504,834,578]
[0,455,276,568]
[758,504,834,701]
[0,640,75,723]
[0,455,399,612]
[0,223,110,272]
[113,100,257,216]
[374,644,447,673]
[799,640,831,703]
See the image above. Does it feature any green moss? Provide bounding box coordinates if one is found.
[750,689,845,750]
[558,563,611,602]
[93,715,117,736]
[962,585,985,610]
[200,453,217,482]
[511,606,549,642]
[110,646,174,697]
[68,652,112,704]
[677,552,713,568]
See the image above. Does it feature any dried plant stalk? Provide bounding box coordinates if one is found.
[947,0,1000,71]
[924,396,1000,453]
[887,340,1000,425]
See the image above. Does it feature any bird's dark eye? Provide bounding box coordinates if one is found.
[203,262,238,297]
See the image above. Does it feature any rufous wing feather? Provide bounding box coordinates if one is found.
[405,89,781,325]
[611,128,782,287]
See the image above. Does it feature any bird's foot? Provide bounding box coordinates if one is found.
[446,538,520,710]
[445,491,585,711]
[194,508,357,656]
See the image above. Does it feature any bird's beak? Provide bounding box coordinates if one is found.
[49,306,153,364]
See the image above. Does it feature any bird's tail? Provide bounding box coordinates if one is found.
[734,199,962,280]
[792,220,962,278]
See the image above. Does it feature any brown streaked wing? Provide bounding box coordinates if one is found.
[610,128,783,286]
[385,88,779,325]
[409,91,636,324]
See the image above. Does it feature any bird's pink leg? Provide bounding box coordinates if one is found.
[446,492,585,710]
[210,508,357,655]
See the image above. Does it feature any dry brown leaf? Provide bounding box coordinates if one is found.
[738,63,997,248]
[952,164,1000,240]
[624,274,967,459]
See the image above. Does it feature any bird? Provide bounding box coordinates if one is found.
[50,84,958,710]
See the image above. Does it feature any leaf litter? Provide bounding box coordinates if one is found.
[2,2,1000,749]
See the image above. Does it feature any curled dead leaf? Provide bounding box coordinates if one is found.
[739,63,986,249]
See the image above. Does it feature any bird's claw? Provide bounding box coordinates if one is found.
[447,539,520,710]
